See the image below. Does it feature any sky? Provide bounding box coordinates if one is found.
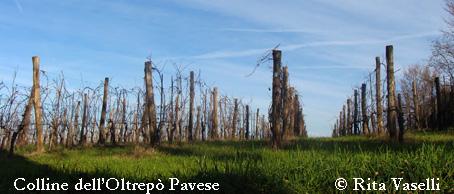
[0,0,447,136]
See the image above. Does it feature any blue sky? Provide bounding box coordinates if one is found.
[0,0,446,136]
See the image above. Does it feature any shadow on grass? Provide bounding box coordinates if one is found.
[0,150,292,194]
[159,140,268,151]
[157,145,264,162]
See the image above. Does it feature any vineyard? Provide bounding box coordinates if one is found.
[332,45,454,139]
[0,45,453,193]
[0,50,307,154]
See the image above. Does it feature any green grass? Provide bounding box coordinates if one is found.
[1,131,453,193]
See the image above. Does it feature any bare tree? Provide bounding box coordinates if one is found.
[49,77,64,149]
[399,64,435,130]
[430,0,454,80]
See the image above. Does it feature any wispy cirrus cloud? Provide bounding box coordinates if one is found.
[190,31,440,60]
[13,0,23,13]
[219,28,320,33]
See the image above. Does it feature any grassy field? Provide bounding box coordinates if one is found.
[1,131,453,193]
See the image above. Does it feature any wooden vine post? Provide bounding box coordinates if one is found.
[386,45,398,141]
[188,71,195,142]
[245,105,250,140]
[353,90,359,135]
[397,93,405,142]
[271,49,282,148]
[80,93,88,145]
[434,77,443,130]
[99,77,109,144]
[281,66,289,139]
[342,105,347,136]
[211,87,219,139]
[144,61,158,146]
[293,94,300,136]
[232,98,238,139]
[347,99,352,135]
[69,101,80,147]
[195,106,201,140]
[361,83,369,135]
[375,56,384,136]
[339,111,343,136]
[32,56,44,152]
[121,95,127,142]
[255,108,259,140]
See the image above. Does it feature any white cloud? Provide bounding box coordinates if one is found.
[219,28,320,33]
[13,0,23,13]
[188,31,440,60]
